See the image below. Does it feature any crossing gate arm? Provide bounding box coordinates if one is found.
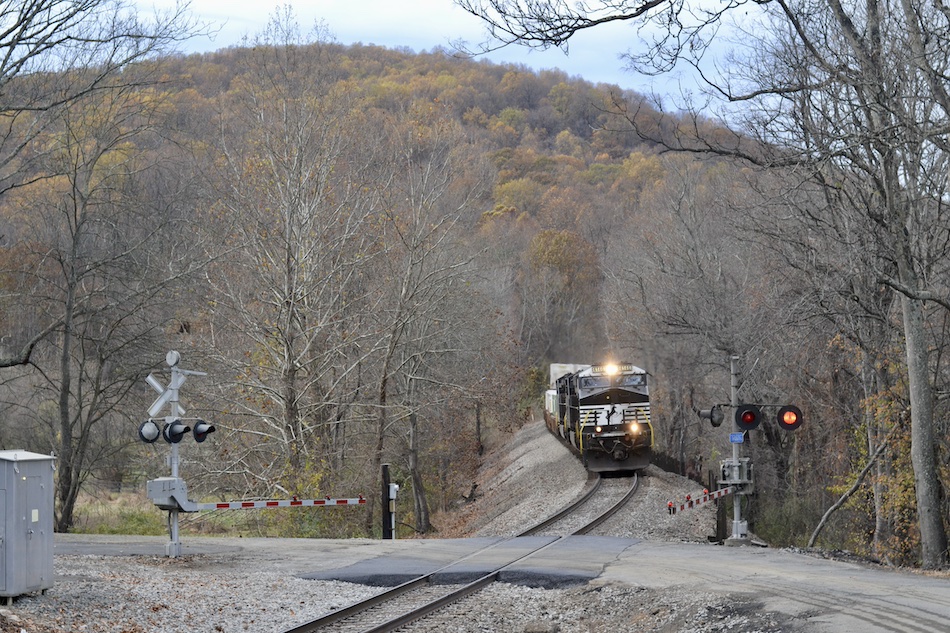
[667,487,735,515]
[194,496,366,511]
[147,480,365,513]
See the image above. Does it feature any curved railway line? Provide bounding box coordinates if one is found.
[282,472,640,633]
[521,474,639,537]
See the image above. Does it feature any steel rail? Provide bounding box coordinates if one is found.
[573,473,640,535]
[281,575,432,631]
[365,473,639,632]
[517,472,601,537]
[282,472,639,633]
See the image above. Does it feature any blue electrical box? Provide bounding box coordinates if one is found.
[0,450,55,605]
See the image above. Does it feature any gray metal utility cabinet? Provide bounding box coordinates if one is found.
[0,450,55,605]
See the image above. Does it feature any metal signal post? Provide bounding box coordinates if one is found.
[723,356,752,544]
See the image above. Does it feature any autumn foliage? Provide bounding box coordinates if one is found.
[0,13,946,565]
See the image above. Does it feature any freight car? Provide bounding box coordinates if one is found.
[543,362,653,472]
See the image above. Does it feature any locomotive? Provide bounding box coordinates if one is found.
[543,362,653,472]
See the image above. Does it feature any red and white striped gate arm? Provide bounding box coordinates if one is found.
[667,487,734,515]
[195,495,366,511]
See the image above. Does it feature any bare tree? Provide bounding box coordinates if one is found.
[365,103,491,534]
[517,228,604,363]
[722,0,950,569]
[0,69,208,530]
[603,156,796,463]
[0,0,200,369]
[204,12,380,500]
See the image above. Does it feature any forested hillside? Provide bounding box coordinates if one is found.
[1,9,946,568]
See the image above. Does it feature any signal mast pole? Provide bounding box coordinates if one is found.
[168,357,183,557]
[729,355,745,544]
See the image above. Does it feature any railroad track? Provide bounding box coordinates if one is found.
[520,473,639,536]
[282,472,640,633]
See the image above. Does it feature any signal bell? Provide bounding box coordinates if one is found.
[698,405,724,427]
[139,419,161,443]
[735,404,761,431]
[777,405,803,431]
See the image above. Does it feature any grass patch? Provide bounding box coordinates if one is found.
[67,489,371,538]
[70,490,166,535]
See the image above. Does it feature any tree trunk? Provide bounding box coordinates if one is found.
[884,125,947,567]
[899,289,948,568]
[887,159,947,566]
[408,410,431,533]
[367,334,397,534]
[55,280,77,532]
[475,401,484,456]
[365,369,388,535]
[868,357,890,558]
[282,363,301,475]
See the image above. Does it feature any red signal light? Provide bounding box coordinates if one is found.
[777,405,803,431]
[735,404,761,431]
[193,420,216,443]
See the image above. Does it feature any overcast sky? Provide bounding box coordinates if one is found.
[145,0,686,96]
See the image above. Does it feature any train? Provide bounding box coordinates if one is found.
[543,362,653,472]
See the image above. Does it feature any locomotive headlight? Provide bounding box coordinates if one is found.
[628,422,639,434]
[604,363,619,376]
[595,425,603,433]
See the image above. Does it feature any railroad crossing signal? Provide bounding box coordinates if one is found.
[140,352,211,445]
[716,356,812,544]
[193,420,215,442]
[777,405,803,431]
[138,417,215,444]
[735,404,762,431]
[140,351,208,558]
[162,419,191,443]
[699,403,805,432]
[146,359,188,418]
[139,419,161,443]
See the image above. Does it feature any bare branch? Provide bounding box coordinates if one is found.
[0,318,63,367]
[455,0,669,50]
